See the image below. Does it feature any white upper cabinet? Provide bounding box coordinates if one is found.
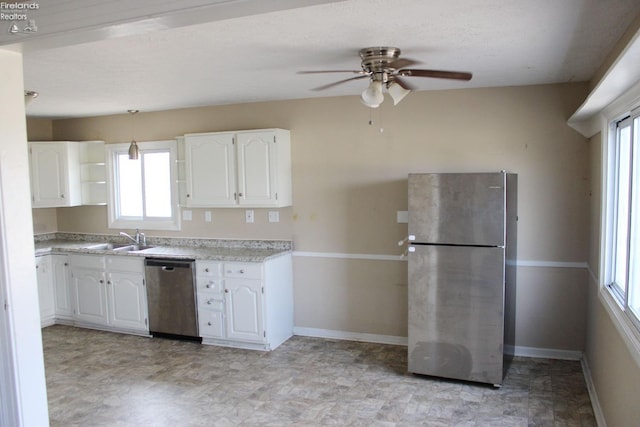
[184,132,236,206]
[29,141,82,207]
[183,129,292,208]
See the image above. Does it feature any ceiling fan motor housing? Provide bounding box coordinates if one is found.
[359,46,402,82]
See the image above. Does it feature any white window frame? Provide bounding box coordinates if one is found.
[106,140,180,231]
[600,82,640,361]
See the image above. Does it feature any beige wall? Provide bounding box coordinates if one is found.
[584,131,640,425]
[46,83,591,349]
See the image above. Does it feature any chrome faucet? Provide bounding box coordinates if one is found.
[120,229,146,245]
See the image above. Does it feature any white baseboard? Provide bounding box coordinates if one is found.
[581,356,607,427]
[512,345,583,361]
[293,327,408,346]
[293,327,585,362]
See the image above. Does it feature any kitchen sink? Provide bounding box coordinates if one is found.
[86,243,131,250]
[86,243,155,252]
[120,245,156,252]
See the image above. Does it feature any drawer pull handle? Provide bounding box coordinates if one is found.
[204,268,209,272]
[207,321,212,326]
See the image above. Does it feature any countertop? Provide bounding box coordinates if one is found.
[34,237,292,263]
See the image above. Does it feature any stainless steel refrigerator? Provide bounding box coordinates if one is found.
[407,172,517,386]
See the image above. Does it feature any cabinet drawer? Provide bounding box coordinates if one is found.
[70,254,105,270]
[106,256,144,273]
[197,277,224,294]
[199,309,224,338]
[197,295,224,311]
[196,261,222,277]
[223,262,262,279]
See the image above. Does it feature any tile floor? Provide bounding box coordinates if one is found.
[42,325,596,426]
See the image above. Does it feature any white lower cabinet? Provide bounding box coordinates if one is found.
[36,254,72,327]
[51,254,73,322]
[70,254,148,334]
[71,266,107,326]
[196,254,293,350]
[35,255,55,327]
[107,271,147,331]
[225,278,264,342]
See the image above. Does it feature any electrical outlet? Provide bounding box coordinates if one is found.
[183,210,192,221]
[245,210,254,223]
[205,211,212,222]
[268,211,280,223]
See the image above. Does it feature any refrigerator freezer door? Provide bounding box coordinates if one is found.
[408,244,506,385]
[408,173,506,246]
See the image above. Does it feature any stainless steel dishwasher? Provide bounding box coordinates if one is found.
[144,258,200,340]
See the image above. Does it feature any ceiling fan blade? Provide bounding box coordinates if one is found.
[390,76,416,90]
[298,70,365,74]
[399,69,472,81]
[387,58,420,69]
[311,75,369,91]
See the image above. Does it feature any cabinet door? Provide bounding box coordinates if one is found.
[236,131,278,206]
[51,254,73,319]
[185,133,237,206]
[225,278,264,342]
[30,143,68,207]
[71,267,108,326]
[35,256,55,325]
[29,142,81,207]
[107,271,148,332]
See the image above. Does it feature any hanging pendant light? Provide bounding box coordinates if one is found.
[127,109,139,160]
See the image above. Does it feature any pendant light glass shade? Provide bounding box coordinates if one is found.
[128,140,139,160]
[127,109,139,160]
[361,80,384,108]
[387,82,410,105]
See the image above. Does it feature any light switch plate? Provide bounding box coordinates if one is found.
[245,210,254,223]
[205,211,212,222]
[397,211,409,223]
[183,210,192,221]
[268,211,280,223]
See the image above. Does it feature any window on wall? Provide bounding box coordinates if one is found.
[605,110,640,330]
[106,140,180,231]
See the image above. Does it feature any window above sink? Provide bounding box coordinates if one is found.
[106,140,180,231]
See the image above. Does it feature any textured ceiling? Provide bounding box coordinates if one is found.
[13,0,640,119]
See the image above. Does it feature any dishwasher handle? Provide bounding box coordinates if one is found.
[145,258,194,269]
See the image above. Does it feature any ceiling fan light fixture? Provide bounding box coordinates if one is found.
[387,82,410,105]
[361,80,384,108]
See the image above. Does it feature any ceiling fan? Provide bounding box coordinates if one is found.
[299,47,472,107]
